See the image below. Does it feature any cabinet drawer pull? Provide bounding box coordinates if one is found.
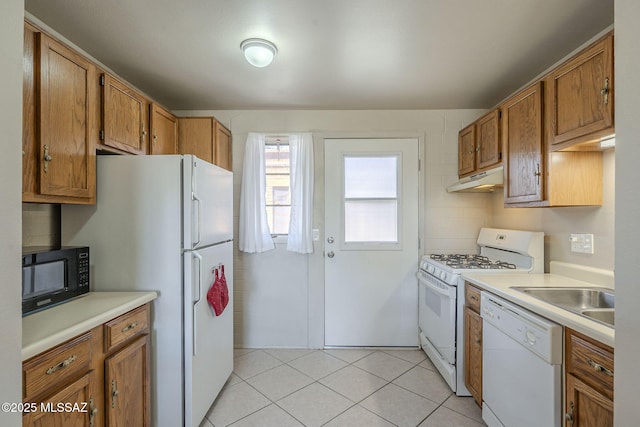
[475,334,481,345]
[121,321,139,333]
[45,354,77,375]
[469,294,478,301]
[588,358,614,377]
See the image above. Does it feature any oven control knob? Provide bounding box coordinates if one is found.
[427,265,435,274]
[439,271,447,281]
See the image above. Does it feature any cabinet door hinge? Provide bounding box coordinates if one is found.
[99,75,105,86]
[99,130,105,140]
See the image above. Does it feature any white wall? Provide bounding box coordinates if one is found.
[613,0,640,424]
[178,109,494,348]
[491,150,615,272]
[0,1,24,426]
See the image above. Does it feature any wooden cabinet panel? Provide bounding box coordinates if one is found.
[101,74,148,155]
[150,103,177,155]
[565,329,614,427]
[566,374,613,427]
[23,332,92,400]
[476,109,501,170]
[502,82,544,204]
[547,33,614,150]
[458,109,501,178]
[464,306,482,407]
[177,117,214,163]
[214,121,232,171]
[23,23,97,204]
[23,372,96,427]
[458,124,476,177]
[105,336,150,427]
[39,34,96,199]
[104,304,149,353]
[465,283,481,313]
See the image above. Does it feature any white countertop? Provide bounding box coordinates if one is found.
[22,291,158,360]
[462,272,614,347]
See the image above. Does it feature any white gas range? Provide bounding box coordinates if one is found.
[417,228,544,396]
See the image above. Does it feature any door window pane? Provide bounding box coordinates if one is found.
[343,154,400,244]
[345,200,398,242]
[344,156,397,198]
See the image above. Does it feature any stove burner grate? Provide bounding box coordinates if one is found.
[429,254,516,270]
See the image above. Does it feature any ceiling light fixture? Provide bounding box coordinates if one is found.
[241,38,277,68]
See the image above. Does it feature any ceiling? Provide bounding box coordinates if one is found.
[25,0,614,111]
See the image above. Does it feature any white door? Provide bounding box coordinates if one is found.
[184,155,233,250]
[184,241,234,427]
[324,138,420,347]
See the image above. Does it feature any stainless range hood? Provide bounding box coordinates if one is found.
[446,166,503,193]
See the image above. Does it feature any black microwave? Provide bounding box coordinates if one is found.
[22,246,90,316]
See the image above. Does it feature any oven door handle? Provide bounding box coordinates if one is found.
[417,271,453,298]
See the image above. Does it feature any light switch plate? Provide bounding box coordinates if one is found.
[570,233,594,254]
[312,228,320,241]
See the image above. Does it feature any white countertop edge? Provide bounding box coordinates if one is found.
[23,291,158,361]
[462,272,615,348]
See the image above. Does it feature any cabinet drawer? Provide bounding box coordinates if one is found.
[465,283,482,313]
[104,305,149,352]
[566,329,614,400]
[23,332,92,399]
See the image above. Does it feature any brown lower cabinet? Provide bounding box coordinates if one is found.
[464,283,483,407]
[565,328,614,427]
[22,304,151,427]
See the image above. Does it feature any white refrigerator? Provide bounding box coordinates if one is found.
[62,154,233,427]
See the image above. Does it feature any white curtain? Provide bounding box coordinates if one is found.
[238,133,275,253]
[287,133,315,254]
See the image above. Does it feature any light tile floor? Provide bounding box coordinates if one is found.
[200,348,486,427]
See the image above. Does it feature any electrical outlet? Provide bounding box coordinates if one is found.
[570,233,594,254]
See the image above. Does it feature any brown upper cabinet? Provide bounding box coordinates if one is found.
[177,117,233,171]
[546,33,614,151]
[502,83,545,205]
[177,117,214,162]
[100,73,149,155]
[502,81,603,208]
[214,120,233,171]
[22,22,97,204]
[457,109,501,178]
[150,103,177,155]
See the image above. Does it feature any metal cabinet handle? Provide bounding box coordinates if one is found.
[121,321,139,332]
[111,379,119,408]
[534,163,541,185]
[601,77,610,105]
[46,355,77,375]
[565,401,575,426]
[469,294,478,301]
[43,145,53,173]
[475,334,481,345]
[588,358,614,377]
[89,397,98,427]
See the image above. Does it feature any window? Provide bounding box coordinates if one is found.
[343,155,399,243]
[265,137,290,235]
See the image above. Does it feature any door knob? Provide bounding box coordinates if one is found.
[327,237,334,244]
[327,251,335,258]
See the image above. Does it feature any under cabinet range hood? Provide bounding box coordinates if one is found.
[446,166,504,193]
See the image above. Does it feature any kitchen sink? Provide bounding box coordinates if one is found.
[511,286,615,327]
[581,309,615,326]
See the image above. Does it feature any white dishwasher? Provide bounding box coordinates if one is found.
[481,292,563,427]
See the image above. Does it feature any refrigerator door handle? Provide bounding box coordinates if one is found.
[192,192,202,248]
[192,251,202,356]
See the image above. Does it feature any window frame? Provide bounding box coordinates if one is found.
[264,137,291,240]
